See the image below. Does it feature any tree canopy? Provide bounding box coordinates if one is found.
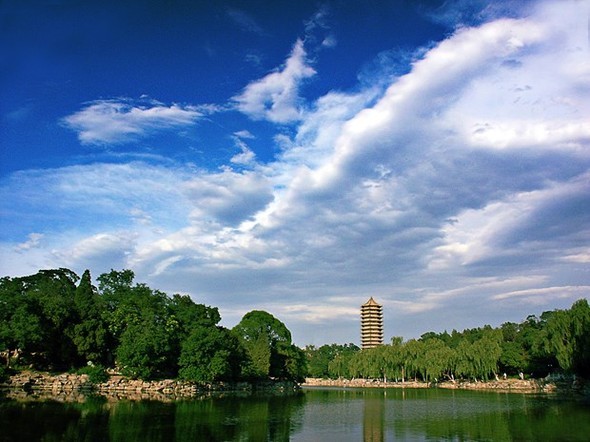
[0,268,304,383]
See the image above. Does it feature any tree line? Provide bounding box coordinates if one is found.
[2,268,588,384]
[305,298,590,382]
[0,268,306,383]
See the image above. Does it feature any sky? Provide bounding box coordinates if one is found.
[1,0,589,347]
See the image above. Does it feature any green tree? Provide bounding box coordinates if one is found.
[422,338,455,382]
[116,319,175,379]
[305,343,359,379]
[245,333,272,378]
[98,270,179,378]
[178,326,244,382]
[403,339,426,381]
[169,294,221,337]
[543,299,590,377]
[276,341,307,382]
[232,310,299,380]
[72,270,108,365]
[1,276,50,368]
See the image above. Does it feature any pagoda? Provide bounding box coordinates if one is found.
[361,297,383,349]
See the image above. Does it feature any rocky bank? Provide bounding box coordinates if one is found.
[0,371,299,402]
[302,377,558,393]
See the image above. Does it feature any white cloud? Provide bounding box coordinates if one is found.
[232,39,316,123]
[14,233,44,251]
[230,133,257,166]
[492,285,590,301]
[62,98,204,145]
[54,232,137,269]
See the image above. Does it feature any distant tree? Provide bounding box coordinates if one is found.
[97,269,135,298]
[305,343,359,378]
[246,333,272,378]
[97,270,179,378]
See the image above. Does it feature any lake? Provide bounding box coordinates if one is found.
[1,387,589,441]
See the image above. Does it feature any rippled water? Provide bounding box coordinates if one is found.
[1,387,589,441]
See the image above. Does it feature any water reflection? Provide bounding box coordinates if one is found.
[363,391,384,442]
[0,391,306,442]
[2,388,590,441]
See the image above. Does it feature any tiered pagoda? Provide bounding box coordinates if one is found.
[361,297,383,349]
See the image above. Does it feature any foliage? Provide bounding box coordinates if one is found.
[116,320,176,380]
[77,364,109,384]
[542,299,590,377]
[178,326,244,382]
[232,310,306,381]
[0,364,7,382]
[72,270,109,365]
[306,343,359,378]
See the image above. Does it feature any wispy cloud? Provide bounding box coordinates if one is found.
[232,39,316,123]
[62,98,204,145]
[226,8,266,36]
[492,286,590,302]
[14,233,43,252]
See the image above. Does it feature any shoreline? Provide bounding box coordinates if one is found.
[0,370,299,402]
[3,371,588,402]
[301,377,560,393]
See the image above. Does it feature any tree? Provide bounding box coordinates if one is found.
[305,343,359,379]
[422,338,455,382]
[0,277,45,362]
[232,310,300,380]
[276,341,307,382]
[22,269,79,369]
[116,320,175,379]
[169,294,221,336]
[543,299,590,377]
[403,339,426,381]
[246,333,272,378]
[72,270,108,365]
[178,326,244,382]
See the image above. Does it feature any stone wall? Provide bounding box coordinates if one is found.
[0,371,299,401]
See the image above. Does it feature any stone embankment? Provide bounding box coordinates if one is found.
[302,377,557,393]
[303,378,430,389]
[1,371,298,402]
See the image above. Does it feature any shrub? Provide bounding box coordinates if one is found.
[77,364,109,384]
[0,365,8,383]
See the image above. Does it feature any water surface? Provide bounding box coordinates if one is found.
[1,387,589,441]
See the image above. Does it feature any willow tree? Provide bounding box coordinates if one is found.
[543,299,590,377]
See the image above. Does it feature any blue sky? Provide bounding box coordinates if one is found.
[1,0,589,346]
